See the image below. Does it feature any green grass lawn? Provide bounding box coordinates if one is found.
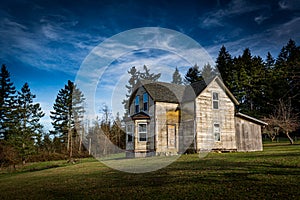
[1,143,300,200]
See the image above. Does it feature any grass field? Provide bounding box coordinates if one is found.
[1,143,300,199]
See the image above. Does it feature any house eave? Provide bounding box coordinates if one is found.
[130,111,150,120]
[235,112,268,126]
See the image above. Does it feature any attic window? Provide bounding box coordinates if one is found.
[143,93,148,111]
[212,92,219,109]
[135,96,140,113]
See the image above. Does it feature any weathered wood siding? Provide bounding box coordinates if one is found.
[235,117,263,152]
[179,101,195,153]
[195,80,237,151]
[155,102,179,155]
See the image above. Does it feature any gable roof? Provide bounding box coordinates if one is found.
[128,76,239,106]
[129,80,186,106]
[184,76,239,105]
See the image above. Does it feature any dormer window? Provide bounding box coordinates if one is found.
[212,92,219,109]
[135,96,140,113]
[143,93,148,111]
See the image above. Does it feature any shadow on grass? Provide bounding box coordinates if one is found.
[65,156,300,199]
[1,145,300,199]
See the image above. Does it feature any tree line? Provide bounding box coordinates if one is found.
[1,39,299,167]
[169,39,299,144]
[0,65,125,167]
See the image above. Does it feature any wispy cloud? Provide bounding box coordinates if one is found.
[254,15,268,24]
[0,11,106,75]
[76,27,215,119]
[199,0,268,28]
[87,49,192,119]
[207,16,300,61]
[278,0,300,10]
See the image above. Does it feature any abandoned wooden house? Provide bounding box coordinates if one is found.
[124,76,267,158]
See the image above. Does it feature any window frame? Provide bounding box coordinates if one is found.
[138,123,147,142]
[212,92,219,109]
[143,93,148,111]
[213,123,221,142]
[135,95,140,113]
[126,124,133,142]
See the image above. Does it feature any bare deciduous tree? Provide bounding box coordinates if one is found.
[263,99,299,144]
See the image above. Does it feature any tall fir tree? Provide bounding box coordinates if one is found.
[171,67,183,85]
[215,46,235,88]
[139,65,161,81]
[8,83,44,164]
[265,52,275,69]
[232,49,266,117]
[0,64,17,140]
[50,80,85,158]
[122,67,139,116]
[201,63,215,81]
[275,39,300,114]
[262,52,276,115]
[184,64,202,84]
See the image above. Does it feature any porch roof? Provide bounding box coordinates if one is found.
[235,112,268,126]
[131,111,150,120]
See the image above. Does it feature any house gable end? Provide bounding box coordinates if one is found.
[195,76,239,106]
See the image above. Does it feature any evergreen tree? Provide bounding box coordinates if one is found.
[274,39,300,113]
[8,83,44,164]
[262,52,276,115]
[215,46,235,87]
[201,63,215,81]
[122,67,139,116]
[171,67,183,85]
[232,55,247,105]
[50,80,85,158]
[0,64,17,140]
[139,65,161,81]
[249,55,266,116]
[233,49,266,117]
[184,64,202,84]
[265,52,275,69]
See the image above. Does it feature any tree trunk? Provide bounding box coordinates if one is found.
[67,131,70,151]
[286,131,294,144]
[270,135,276,142]
[88,138,91,155]
[79,131,82,153]
[70,134,73,159]
[22,143,26,165]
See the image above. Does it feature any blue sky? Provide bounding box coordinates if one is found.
[1,0,300,130]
